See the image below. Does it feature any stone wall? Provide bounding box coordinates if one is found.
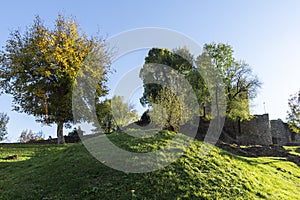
[270,119,292,145]
[292,133,300,144]
[220,114,300,146]
[237,114,273,145]
[221,114,300,146]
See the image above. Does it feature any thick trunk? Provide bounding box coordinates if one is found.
[57,121,65,144]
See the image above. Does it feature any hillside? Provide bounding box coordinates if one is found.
[0,131,300,200]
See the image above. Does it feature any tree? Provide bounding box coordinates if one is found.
[139,48,200,131]
[111,96,139,130]
[96,96,139,133]
[96,98,114,133]
[287,90,300,133]
[149,88,188,132]
[0,14,111,143]
[18,130,44,143]
[19,129,35,143]
[140,44,261,133]
[0,113,9,141]
[140,48,194,106]
[202,43,261,121]
[193,51,213,117]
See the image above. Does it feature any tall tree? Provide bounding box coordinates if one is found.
[139,48,199,131]
[202,43,261,121]
[0,113,9,141]
[140,44,261,132]
[139,48,193,106]
[287,90,300,133]
[0,14,111,143]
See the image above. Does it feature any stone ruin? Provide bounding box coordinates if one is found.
[224,114,300,146]
[271,119,300,145]
[133,111,299,146]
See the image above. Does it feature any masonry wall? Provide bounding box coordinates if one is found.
[292,133,300,144]
[237,114,273,145]
[270,119,292,145]
[220,113,300,146]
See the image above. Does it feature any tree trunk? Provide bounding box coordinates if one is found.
[57,121,65,144]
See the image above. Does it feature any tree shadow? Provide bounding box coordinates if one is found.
[216,142,300,167]
[295,147,300,154]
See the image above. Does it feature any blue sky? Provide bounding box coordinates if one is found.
[0,0,299,142]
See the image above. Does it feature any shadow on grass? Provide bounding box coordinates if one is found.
[216,143,300,167]
[295,147,300,154]
[0,141,160,200]
[0,143,121,199]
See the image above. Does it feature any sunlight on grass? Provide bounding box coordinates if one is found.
[0,132,299,199]
[284,146,300,156]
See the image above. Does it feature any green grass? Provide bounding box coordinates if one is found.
[0,131,299,199]
[284,146,300,156]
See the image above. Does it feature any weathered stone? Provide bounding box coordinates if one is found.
[291,132,300,145]
[270,119,292,145]
[238,114,273,145]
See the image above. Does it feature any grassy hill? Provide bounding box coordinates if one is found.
[0,131,300,200]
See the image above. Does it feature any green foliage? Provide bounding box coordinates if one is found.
[0,14,111,143]
[111,96,139,128]
[287,90,300,133]
[139,48,201,131]
[202,43,261,121]
[96,98,114,133]
[0,112,9,141]
[149,88,191,132]
[139,48,194,106]
[96,96,139,133]
[140,45,261,126]
[0,132,300,199]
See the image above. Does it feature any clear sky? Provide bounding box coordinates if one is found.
[0,0,299,142]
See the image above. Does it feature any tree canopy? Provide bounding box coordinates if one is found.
[0,14,111,143]
[96,96,139,133]
[139,48,194,106]
[202,43,261,121]
[139,44,261,132]
[139,48,200,131]
[287,90,300,133]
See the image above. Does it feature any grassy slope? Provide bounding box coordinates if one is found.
[0,131,299,200]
